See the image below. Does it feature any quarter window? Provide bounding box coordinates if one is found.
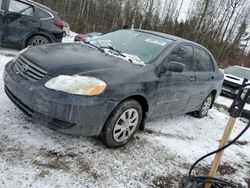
[168,45,194,71]
[195,48,214,72]
[9,0,34,16]
[37,8,52,20]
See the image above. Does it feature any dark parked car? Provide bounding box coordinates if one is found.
[74,32,102,42]
[3,29,224,147]
[221,66,250,103]
[0,0,64,49]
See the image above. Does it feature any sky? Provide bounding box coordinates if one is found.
[160,0,192,21]
[177,0,192,21]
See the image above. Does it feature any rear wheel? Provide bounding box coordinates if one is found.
[27,35,49,47]
[101,99,143,147]
[193,94,213,118]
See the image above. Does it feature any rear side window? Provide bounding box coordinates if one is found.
[37,8,53,20]
[168,45,194,71]
[0,0,2,10]
[195,48,214,72]
[9,0,34,16]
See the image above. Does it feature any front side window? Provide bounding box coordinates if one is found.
[195,48,214,72]
[168,45,194,71]
[9,0,34,16]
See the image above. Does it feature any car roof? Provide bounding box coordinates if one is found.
[20,0,57,14]
[134,29,206,49]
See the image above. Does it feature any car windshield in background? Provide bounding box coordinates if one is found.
[88,30,173,64]
[224,67,250,80]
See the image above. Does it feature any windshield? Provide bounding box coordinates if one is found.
[88,30,173,65]
[224,66,250,80]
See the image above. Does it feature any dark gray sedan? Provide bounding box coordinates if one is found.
[3,29,224,147]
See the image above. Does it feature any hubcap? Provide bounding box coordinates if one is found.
[201,96,212,116]
[113,108,139,143]
[32,39,48,46]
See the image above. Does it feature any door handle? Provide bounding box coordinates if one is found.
[189,76,195,81]
[211,75,215,80]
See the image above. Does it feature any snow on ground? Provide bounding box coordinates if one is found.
[215,95,250,111]
[62,31,77,43]
[0,47,249,188]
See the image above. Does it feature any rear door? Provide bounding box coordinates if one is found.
[193,47,216,109]
[153,44,196,116]
[3,0,40,44]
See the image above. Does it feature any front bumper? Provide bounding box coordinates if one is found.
[3,61,118,136]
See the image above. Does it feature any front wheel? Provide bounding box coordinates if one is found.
[101,99,143,147]
[193,94,213,118]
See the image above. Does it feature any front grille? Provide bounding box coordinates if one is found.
[223,80,240,90]
[15,56,47,82]
[226,75,240,81]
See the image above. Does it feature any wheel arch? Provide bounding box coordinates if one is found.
[25,33,53,47]
[210,89,217,109]
[101,94,150,135]
[122,95,149,130]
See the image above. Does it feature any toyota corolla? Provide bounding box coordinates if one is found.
[3,29,224,147]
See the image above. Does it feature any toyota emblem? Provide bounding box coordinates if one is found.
[20,64,29,73]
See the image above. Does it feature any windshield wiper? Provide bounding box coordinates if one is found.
[84,41,105,53]
[122,53,146,66]
[100,46,126,57]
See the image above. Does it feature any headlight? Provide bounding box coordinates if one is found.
[13,46,30,62]
[45,75,107,96]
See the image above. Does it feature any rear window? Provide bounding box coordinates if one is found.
[37,7,53,20]
[195,48,214,72]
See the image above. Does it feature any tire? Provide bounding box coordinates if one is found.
[193,94,213,118]
[101,99,143,147]
[27,35,49,47]
[247,96,250,104]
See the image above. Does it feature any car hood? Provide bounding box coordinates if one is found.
[21,43,143,78]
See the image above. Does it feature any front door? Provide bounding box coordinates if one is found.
[153,44,196,117]
[3,0,40,44]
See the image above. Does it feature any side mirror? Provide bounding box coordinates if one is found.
[160,61,185,74]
